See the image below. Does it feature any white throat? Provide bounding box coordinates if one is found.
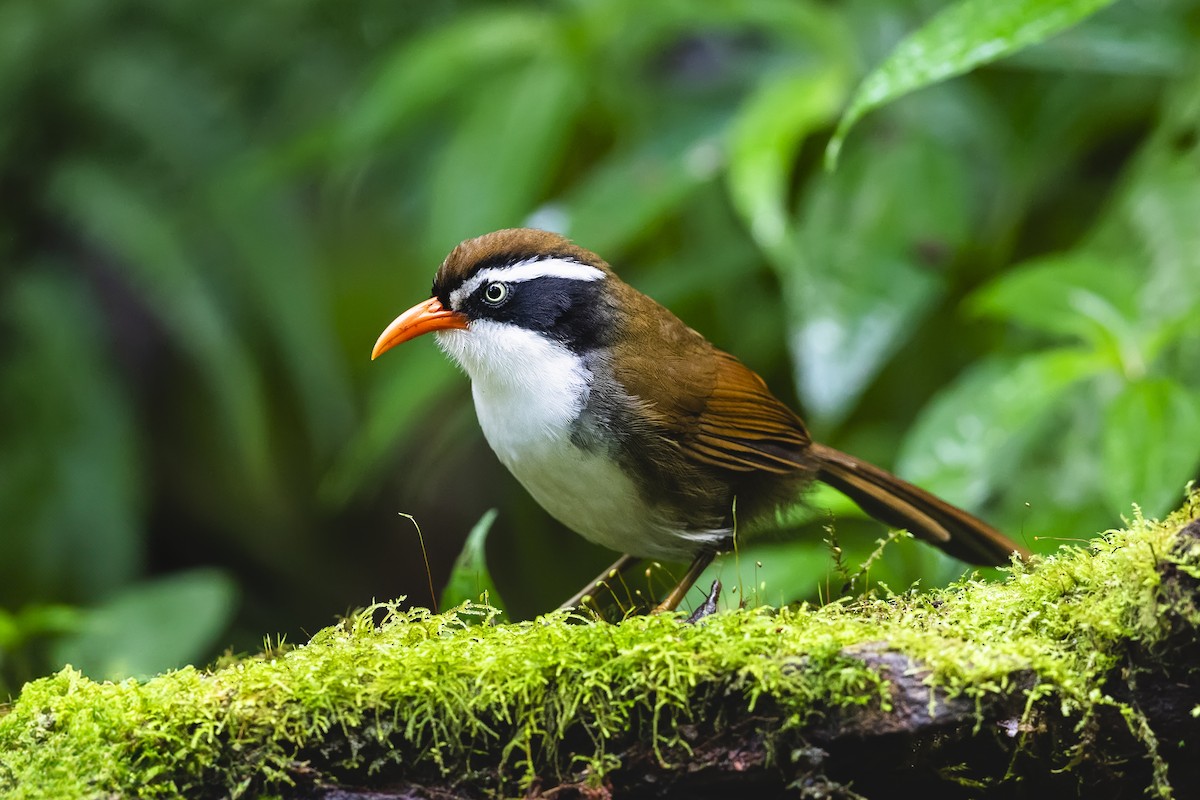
[435,321,589,461]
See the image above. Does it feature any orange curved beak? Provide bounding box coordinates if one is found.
[371,297,468,360]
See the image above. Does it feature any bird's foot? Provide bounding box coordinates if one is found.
[684,580,722,624]
[651,550,716,614]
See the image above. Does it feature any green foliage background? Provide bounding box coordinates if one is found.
[1,0,1198,694]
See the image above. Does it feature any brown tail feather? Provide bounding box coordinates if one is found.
[809,443,1030,565]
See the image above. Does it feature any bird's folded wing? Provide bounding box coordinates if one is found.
[680,351,813,473]
[620,345,812,474]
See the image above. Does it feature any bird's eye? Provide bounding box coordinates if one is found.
[482,282,509,305]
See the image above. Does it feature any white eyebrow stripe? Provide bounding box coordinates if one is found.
[449,257,605,308]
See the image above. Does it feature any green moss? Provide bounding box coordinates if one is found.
[1,493,1197,799]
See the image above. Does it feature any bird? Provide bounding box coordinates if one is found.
[372,228,1030,612]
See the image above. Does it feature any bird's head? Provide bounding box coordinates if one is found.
[371,229,620,384]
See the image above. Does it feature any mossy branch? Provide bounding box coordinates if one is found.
[1,495,1198,800]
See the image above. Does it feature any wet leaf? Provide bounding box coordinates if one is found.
[1102,378,1200,517]
[827,0,1118,166]
[783,134,969,425]
[970,252,1143,361]
[898,348,1107,509]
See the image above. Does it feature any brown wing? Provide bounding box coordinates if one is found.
[684,350,812,473]
[610,286,811,476]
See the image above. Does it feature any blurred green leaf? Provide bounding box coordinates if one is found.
[726,68,846,258]
[698,541,830,612]
[79,39,239,172]
[1102,379,1200,518]
[553,115,728,254]
[427,59,584,251]
[970,252,1143,361]
[827,0,1118,166]
[0,612,16,653]
[1006,5,1195,76]
[697,528,921,612]
[0,604,83,692]
[769,483,861,530]
[0,2,43,104]
[48,161,273,489]
[323,345,460,506]
[0,271,143,603]
[206,177,355,463]
[783,133,969,425]
[440,509,506,615]
[1121,158,1200,325]
[898,348,1107,509]
[1002,395,1115,552]
[336,8,555,159]
[51,569,238,680]
[13,605,82,640]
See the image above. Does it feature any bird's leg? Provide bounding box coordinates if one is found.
[558,553,639,610]
[652,550,716,614]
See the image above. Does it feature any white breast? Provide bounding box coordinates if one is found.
[436,322,726,560]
